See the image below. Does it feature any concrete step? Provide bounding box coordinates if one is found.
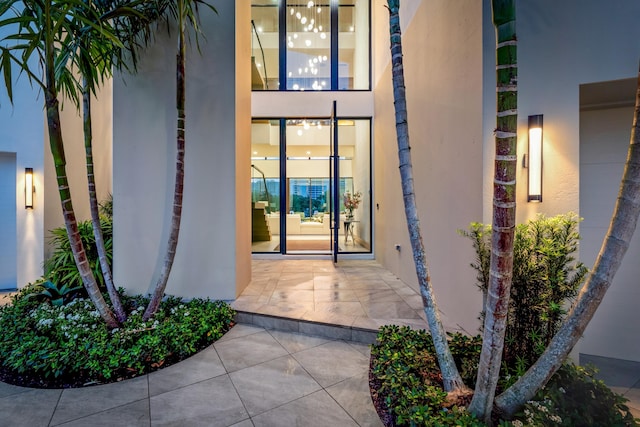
[234,310,378,345]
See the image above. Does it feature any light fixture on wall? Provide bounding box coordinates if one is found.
[527,115,543,202]
[25,167,34,209]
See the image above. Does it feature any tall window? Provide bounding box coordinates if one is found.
[286,1,331,91]
[251,0,370,91]
[252,1,279,90]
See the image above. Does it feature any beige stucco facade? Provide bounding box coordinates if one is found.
[111,0,252,300]
[3,0,640,362]
[480,0,640,361]
[372,0,484,334]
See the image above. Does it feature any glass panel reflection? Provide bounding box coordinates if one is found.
[251,1,279,90]
[251,119,281,252]
[338,0,369,89]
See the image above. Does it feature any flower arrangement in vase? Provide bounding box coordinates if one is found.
[343,191,362,220]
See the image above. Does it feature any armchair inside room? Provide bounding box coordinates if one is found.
[266,213,302,235]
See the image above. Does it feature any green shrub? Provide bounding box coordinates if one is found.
[99,193,113,218]
[371,325,483,426]
[461,213,588,373]
[0,291,235,384]
[510,364,637,426]
[26,280,82,306]
[370,325,639,426]
[44,215,112,291]
[43,195,113,292]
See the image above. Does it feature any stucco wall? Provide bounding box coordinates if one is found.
[0,45,45,288]
[235,0,252,295]
[482,0,640,223]
[113,0,250,300]
[580,105,640,361]
[44,81,113,259]
[481,0,640,360]
[373,0,484,334]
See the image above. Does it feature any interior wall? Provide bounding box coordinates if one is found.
[113,0,243,300]
[373,0,483,333]
[353,120,371,245]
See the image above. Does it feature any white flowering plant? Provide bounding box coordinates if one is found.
[0,286,235,387]
[507,363,638,427]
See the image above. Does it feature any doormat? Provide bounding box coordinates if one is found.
[274,239,332,252]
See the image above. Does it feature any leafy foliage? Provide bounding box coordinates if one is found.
[44,216,113,291]
[98,193,113,218]
[0,289,235,384]
[371,325,483,426]
[26,280,82,306]
[371,325,639,426]
[461,213,588,373]
[509,364,638,426]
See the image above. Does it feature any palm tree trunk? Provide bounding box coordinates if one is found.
[468,0,517,422]
[143,1,186,321]
[495,64,640,419]
[44,2,118,329]
[82,78,127,323]
[386,0,468,394]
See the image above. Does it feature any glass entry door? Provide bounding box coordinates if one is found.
[251,115,371,255]
[285,118,332,253]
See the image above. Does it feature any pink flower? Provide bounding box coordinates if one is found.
[343,191,362,213]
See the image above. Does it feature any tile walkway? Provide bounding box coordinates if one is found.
[0,324,383,427]
[232,259,434,342]
[1,259,639,425]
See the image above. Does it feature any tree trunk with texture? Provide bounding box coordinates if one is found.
[468,0,517,422]
[83,80,127,323]
[495,64,640,419]
[386,0,468,394]
[144,0,186,320]
[44,5,118,329]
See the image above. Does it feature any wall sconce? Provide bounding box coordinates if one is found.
[527,115,543,202]
[25,168,34,209]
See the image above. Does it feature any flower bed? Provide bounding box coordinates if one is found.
[0,288,235,388]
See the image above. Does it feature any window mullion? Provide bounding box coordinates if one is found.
[331,0,338,91]
[279,0,286,91]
